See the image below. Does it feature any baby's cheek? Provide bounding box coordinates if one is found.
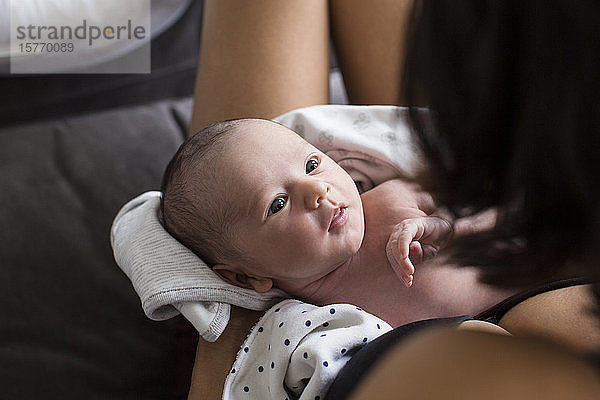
[277,229,315,258]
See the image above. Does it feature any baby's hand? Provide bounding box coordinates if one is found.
[385,216,453,287]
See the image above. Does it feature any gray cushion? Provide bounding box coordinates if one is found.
[0,98,196,399]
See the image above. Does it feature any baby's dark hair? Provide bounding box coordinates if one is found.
[161,119,252,266]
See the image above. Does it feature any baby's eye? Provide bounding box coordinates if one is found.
[306,156,320,174]
[268,196,287,216]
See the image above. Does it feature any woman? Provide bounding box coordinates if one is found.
[331,1,600,398]
[186,1,600,399]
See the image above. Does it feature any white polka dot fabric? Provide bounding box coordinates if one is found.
[223,299,392,400]
[110,105,424,342]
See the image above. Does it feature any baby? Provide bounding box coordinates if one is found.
[161,118,508,327]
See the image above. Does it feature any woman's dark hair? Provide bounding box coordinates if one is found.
[402,0,600,303]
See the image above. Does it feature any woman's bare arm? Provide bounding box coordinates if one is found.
[189,0,330,134]
[187,307,262,400]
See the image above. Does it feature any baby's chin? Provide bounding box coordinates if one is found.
[348,214,366,253]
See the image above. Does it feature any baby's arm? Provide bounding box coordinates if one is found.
[386,215,453,287]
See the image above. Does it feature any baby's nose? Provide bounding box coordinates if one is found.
[304,180,331,209]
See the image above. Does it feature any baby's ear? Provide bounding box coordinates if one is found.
[212,265,273,294]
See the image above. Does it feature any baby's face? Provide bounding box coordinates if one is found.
[222,120,365,289]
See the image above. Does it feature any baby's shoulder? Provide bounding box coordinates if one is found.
[360,179,430,225]
[361,178,429,211]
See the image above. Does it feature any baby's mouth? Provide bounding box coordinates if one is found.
[328,206,348,232]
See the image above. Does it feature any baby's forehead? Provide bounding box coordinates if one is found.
[217,120,316,210]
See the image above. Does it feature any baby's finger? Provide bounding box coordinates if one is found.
[394,222,419,260]
[385,234,402,278]
[398,258,415,287]
[404,271,414,287]
[386,233,414,285]
[409,241,423,266]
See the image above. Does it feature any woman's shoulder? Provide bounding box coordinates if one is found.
[496,283,600,352]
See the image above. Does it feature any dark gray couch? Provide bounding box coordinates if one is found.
[0,98,197,399]
[0,3,202,399]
